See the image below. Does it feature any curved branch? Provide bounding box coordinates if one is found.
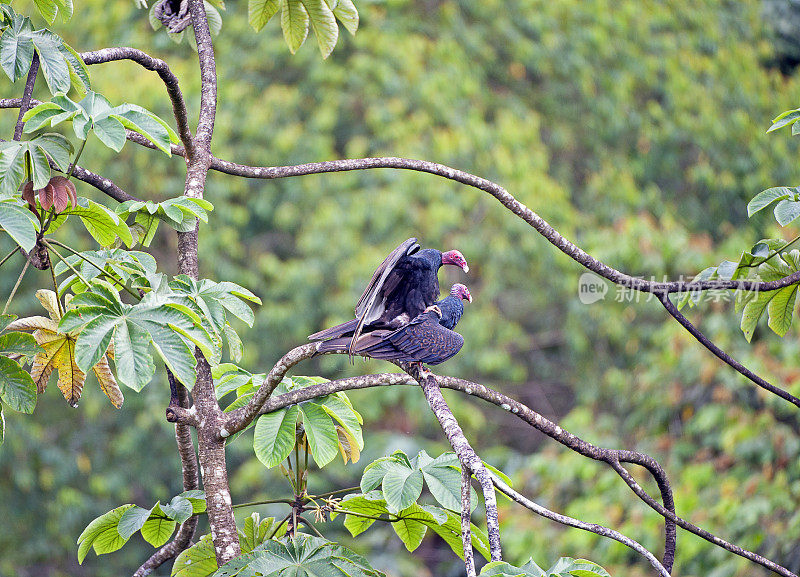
[461,467,476,577]
[13,54,39,141]
[491,476,670,577]
[197,155,800,294]
[80,48,194,158]
[658,293,800,408]
[255,370,798,576]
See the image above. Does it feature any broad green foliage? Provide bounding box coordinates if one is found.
[337,491,490,559]
[7,289,122,407]
[479,558,611,577]
[173,512,288,577]
[243,373,363,467]
[0,132,72,193]
[77,491,205,563]
[0,7,88,95]
[0,312,40,420]
[23,91,179,154]
[249,0,358,58]
[116,197,214,243]
[212,534,384,577]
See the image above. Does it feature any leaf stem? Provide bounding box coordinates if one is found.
[315,486,360,499]
[297,515,324,538]
[0,247,19,270]
[266,513,292,540]
[333,508,399,522]
[44,242,92,288]
[741,235,800,270]
[2,254,31,315]
[44,239,141,301]
[47,248,64,316]
[67,138,87,179]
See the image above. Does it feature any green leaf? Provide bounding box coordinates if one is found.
[60,198,134,248]
[360,457,394,492]
[301,0,338,58]
[254,406,300,468]
[774,199,800,226]
[769,109,800,133]
[0,403,5,446]
[748,187,794,217]
[421,452,475,512]
[33,0,58,24]
[300,402,339,467]
[92,116,127,152]
[59,42,91,96]
[173,534,218,577]
[117,505,154,539]
[0,144,27,195]
[767,285,798,337]
[0,21,34,82]
[0,201,38,251]
[110,104,178,155]
[333,0,357,35]
[30,32,71,94]
[249,0,281,30]
[172,535,217,577]
[77,504,134,563]
[73,314,117,373]
[343,510,376,537]
[179,490,207,514]
[321,394,363,449]
[391,511,427,551]
[141,505,177,547]
[382,462,424,511]
[0,330,41,357]
[212,534,384,577]
[281,0,309,54]
[0,355,37,413]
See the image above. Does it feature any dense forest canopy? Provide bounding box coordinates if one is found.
[3,0,800,576]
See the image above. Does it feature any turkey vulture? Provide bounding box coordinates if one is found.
[316,283,472,366]
[309,238,468,356]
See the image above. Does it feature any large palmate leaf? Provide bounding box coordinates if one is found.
[249,0,358,57]
[250,375,363,468]
[212,534,384,577]
[0,133,72,193]
[53,248,156,296]
[23,91,179,154]
[53,197,134,248]
[0,355,37,413]
[0,199,38,251]
[737,250,800,340]
[7,289,121,407]
[479,558,611,577]
[115,197,214,245]
[0,15,82,93]
[60,280,218,391]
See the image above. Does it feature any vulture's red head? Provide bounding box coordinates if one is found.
[450,283,472,303]
[442,250,469,273]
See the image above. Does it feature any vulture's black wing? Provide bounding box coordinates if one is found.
[317,309,464,366]
[348,237,420,355]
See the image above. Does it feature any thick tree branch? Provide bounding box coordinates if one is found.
[658,293,800,407]
[254,369,798,576]
[13,54,39,141]
[403,363,502,561]
[490,476,671,577]
[461,467,476,577]
[80,48,194,157]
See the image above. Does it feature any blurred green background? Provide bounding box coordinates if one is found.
[3,0,800,575]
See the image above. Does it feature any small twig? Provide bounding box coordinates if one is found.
[297,515,324,538]
[315,486,360,499]
[267,514,292,540]
[491,475,670,577]
[43,242,92,291]
[658,292,800,408]
[461,467,476,577]
[47,248,64,315]
[231,499,294,509]
[66,138,88,179]
[13,53,39,141]
[0,247,19,270]
[3,253,31,314]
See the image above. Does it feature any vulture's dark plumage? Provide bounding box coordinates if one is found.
[316,283,472,365]
[309,238,468,355]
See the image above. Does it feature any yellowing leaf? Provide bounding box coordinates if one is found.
[336,424,360,464]
[93,354,123,408]
[6,316,58,332]
[35,288,61,319]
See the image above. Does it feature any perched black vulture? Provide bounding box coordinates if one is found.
[316,283,472,366]
[309,238,468,356]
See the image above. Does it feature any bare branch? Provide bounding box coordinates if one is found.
[80,48,194,157]
[461,467,476,577]
[490,476,671,577]
[190,155,800,294]
[13,54,39,141]
[402,363,502,561]
[658,293,800,408]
